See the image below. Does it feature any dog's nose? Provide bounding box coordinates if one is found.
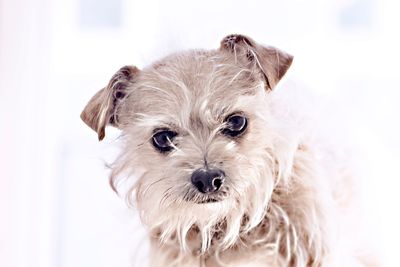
[191,168,225,193]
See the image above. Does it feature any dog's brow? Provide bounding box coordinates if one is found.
[134,113,180,131]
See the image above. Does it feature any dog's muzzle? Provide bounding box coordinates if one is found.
[191,168,225,193]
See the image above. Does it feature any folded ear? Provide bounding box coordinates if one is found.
[80,65,139,141]
[220,34,293,90]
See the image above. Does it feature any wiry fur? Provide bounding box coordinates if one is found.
[81,34,377,267]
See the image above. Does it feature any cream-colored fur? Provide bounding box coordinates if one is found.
[81,34,377,267]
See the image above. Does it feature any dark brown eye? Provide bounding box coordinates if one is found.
[152,130,177,153]
[222,114,248,137]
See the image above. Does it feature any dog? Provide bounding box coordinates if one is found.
[81,34,377,267]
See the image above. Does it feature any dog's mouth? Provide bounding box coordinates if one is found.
[196,197,220,204]
[184,190,228,204]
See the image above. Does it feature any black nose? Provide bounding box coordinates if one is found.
[191,168,225,193]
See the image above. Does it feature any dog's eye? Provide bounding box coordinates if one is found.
[152,130,178,152]
[222,114,248,137]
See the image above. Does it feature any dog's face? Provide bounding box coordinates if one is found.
[81,34,293,250]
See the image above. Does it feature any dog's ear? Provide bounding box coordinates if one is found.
[220,34,293,90]
[80,65,139,141]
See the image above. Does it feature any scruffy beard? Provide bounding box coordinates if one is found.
[135,170,275,254]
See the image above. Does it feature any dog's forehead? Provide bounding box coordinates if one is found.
[128,49,261,127]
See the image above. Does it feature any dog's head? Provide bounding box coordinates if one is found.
[81,34,293,251]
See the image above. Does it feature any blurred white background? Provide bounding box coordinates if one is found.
[1,0,399,266]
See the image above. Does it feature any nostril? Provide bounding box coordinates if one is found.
[194,180,205,193]
[212,177,223,190]
[191,169,207,193]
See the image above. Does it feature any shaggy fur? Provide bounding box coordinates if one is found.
[81,34,376,267]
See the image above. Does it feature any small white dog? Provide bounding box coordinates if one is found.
[81,34,377,267]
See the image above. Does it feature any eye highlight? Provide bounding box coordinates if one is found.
[152,129,178,153]
[221,113,248,137]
